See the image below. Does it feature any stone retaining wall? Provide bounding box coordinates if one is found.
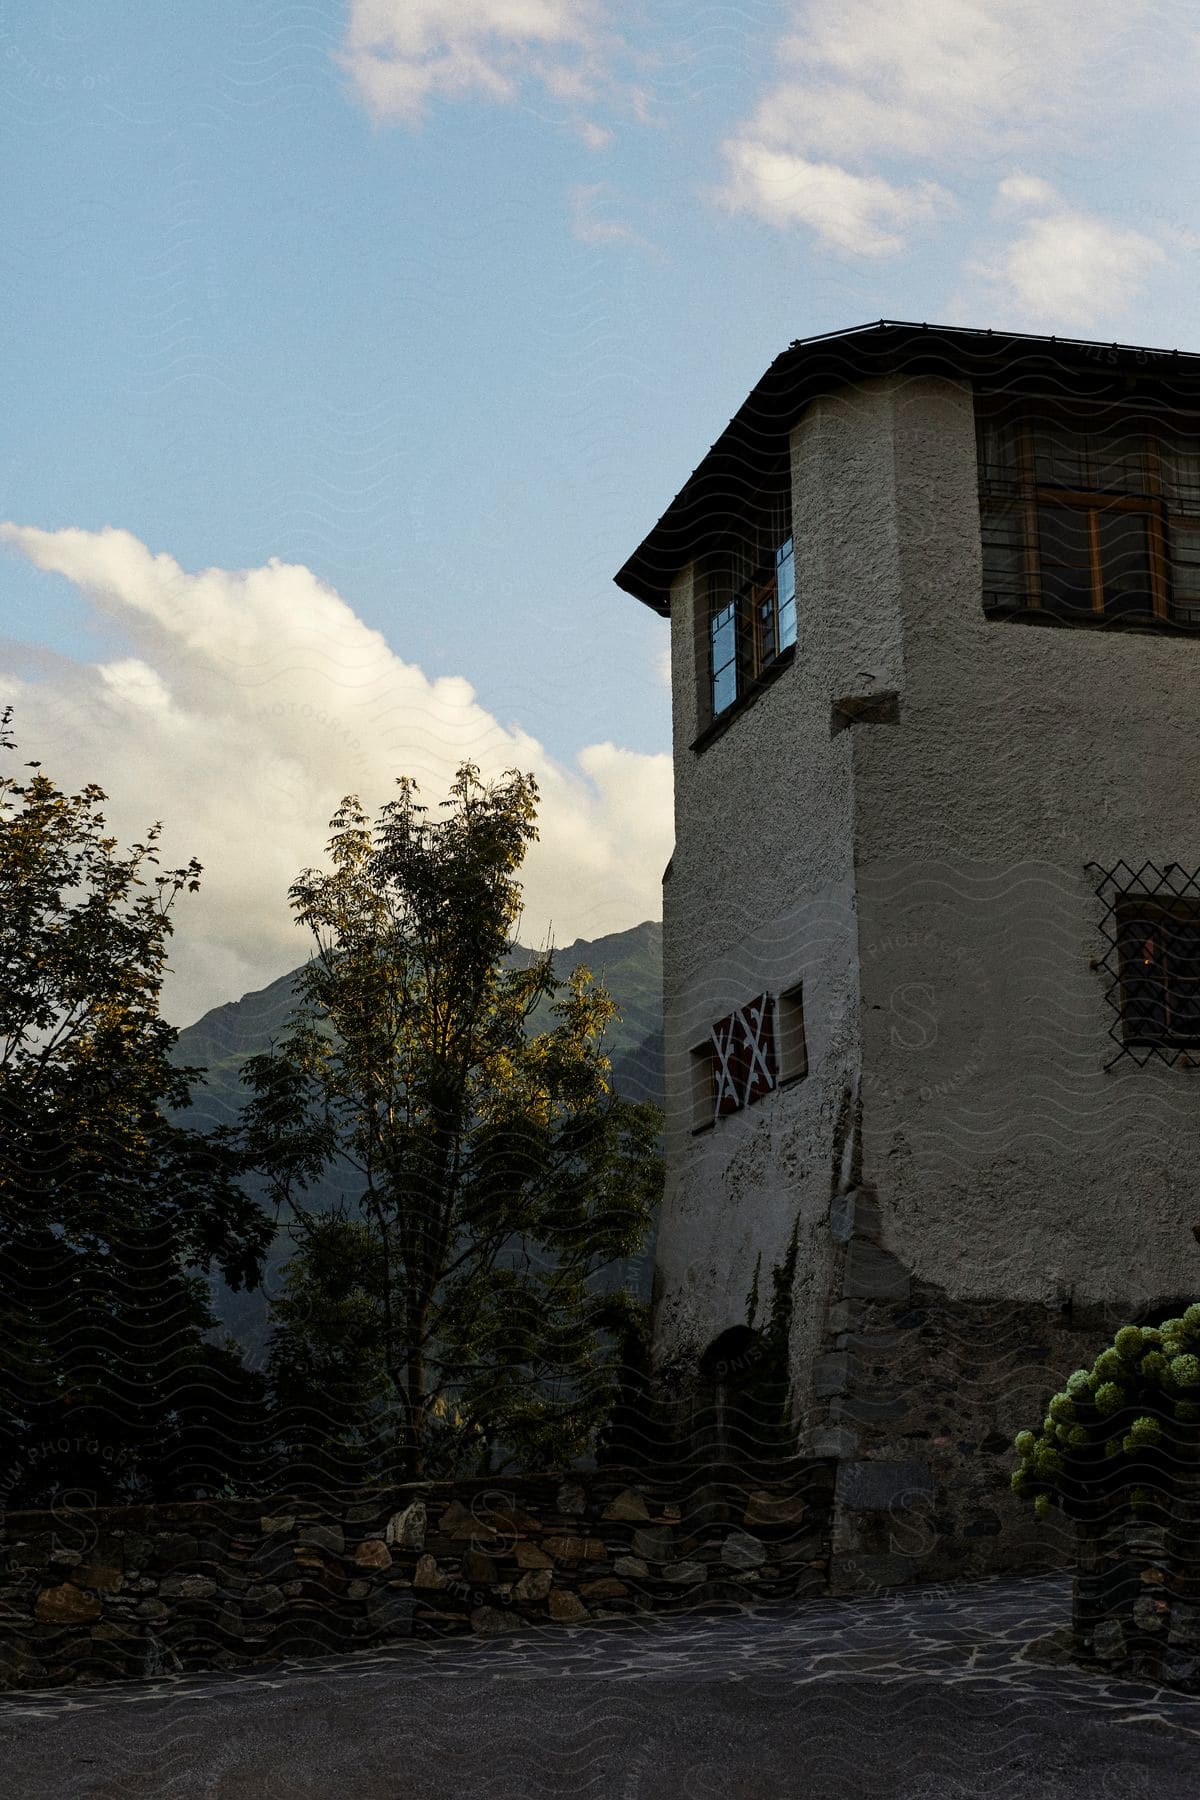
[0,1463,834,1689]
[1070,1484,1200,1689]
[813,1188,1128,1593]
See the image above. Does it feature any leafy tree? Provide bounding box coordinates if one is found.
[1012,1308,1200,1522]
[0,709,271,1506]
[235,765,661,1480]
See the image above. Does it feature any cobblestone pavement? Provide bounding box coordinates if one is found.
[1,1574,1199,1798]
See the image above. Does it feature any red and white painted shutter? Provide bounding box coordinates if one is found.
[710,993,777,1115]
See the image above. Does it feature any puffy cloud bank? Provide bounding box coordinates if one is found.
[0,523,671,1027]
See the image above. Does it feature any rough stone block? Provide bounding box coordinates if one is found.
[385,1502,426,1552]
[35,1585,101,1625]
[1132,1593,1167,1633]
[813,1353,852,1398]
[544,1535,604,1564]
[514,1541,553,1570]
[661,1560,705,1585]
[630,1527,675,1564]
[438,1500,495,1541]
[806,1427,859,1459]
[841,1393,910,1426]
[580,1578,627,1600]
[413,1556,448,1591]
[721,1531,766,1571]
[299,1524,344,1557]
[742,1490,809,1527]
[242,1584,286,1617]
[158,1575,217,1601]
[367,1590,415,1635]
[1170,1602,1200,1649]
[601,1489,650,1523]
[76,1564,122,1594]
[836,1460,933,1511]
[514,1569,552,1602]
[470,1605,521,1637]
[842,1241,910,1302]
[548,1590,588,1623]
[353,1539,392,1571]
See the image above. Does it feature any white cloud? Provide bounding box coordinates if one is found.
[569,183,654,251]
[995,174,1059,213]
[337,0,604,123]
[714,0,1192,273]
[716,142,951,257]
[967,179,1167,329]
[0,524,671,1028]
[738,0,1171,169]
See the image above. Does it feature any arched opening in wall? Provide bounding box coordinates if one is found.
[693,1325,766,1476]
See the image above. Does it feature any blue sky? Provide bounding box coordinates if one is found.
[3,1,1198,1022]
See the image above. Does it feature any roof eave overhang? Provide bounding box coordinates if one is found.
[615,319,1200,615]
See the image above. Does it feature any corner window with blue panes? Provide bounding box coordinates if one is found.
[709,492,796,721]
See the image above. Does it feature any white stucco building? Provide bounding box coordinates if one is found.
[615,322,1200,1586]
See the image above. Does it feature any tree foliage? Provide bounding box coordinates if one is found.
[1013,1308,1200,1521]
[0,710,270,1506]
[235,765,661,1480]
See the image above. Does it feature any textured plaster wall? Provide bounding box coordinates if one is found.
[657,369,1200,1430]
[656,384,911,1412]
[853,375,1200,1310]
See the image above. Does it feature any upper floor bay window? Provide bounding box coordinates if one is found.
[708,497,797,721]
[976,398,1200,628]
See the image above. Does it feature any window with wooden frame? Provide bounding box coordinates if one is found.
[776,983,808,1085]
[976,398,1200,628]
[707,480,796,722]
[1116,899,1200,1048]
[689,994,778,1130]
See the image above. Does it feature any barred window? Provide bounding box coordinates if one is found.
[976,399,1200,628]
[1090,862,1200,1068]
[1116,901,1200,1047]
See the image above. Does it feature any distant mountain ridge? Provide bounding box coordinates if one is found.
[172,918,664,1127]
[170,921,663,1361]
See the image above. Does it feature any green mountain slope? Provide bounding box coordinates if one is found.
[170,921,663,1362]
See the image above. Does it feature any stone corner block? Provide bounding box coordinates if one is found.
[830,1188,883,1245]
[835,1459,934,1512]
[842,1239,910,1303]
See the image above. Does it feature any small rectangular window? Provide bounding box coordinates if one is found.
[776,538,797,651]
[777,983,808,1084]
[692,995,778,1126]
[1117,900,1200,1047]
[706,531,796,726]
[710,602,738,716]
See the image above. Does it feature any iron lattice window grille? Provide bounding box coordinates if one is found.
[691,994,778,1129]
[709,486,797,720]
[976,396,1200,629]
[1089,861,1200,1068]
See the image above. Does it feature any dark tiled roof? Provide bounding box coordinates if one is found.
[614,319,1200,614]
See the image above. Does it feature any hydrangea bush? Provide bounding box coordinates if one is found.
[1013,1306,1200,1519]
